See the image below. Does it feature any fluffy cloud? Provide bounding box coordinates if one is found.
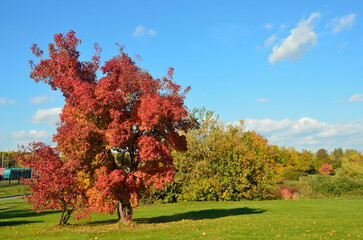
[32,107,62,126]
[30,95,55,104]
[268,13,320,64]
[264,34,277,47]
[256,98,269,103]
[349,93,363,102]
[133,25,157,37]
[0,97,16,105]
[231,117,363,152]
[10,130,52,146]
[330,14,356,34]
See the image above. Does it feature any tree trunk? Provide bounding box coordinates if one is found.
[117,200,133,224]
[59,207,74,226]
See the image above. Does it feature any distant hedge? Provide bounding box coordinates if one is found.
[310,175,363,197]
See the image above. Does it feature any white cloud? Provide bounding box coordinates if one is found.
[32,107,62,126]
[30,95,54,104]
[10,130,52,146]
[148,29,157,36]
[133,25,157,37]
[264,23,273,29]
[257,98,269,103]
[30,96,47,104]
[349,93,363,102]
[317,129,338,138]
[133,25,145,37]
[0,97,16,105]
[230,117,363,152]
[264,34,277,47]
[268,12,321,64]
[330,14,356,34]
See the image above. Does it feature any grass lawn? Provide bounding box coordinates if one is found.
[0,184,30,198]
[0,198,362,239]
[280,180,310,185]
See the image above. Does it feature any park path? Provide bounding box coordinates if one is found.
[0,195,23,201]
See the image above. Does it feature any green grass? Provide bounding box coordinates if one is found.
[0,198,362,239]
[280,180,310,185]
[0,184,30,198]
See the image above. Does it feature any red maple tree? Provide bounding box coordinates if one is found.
[29,31,195,223]
[16,142,84,225]
[319,163,334,175]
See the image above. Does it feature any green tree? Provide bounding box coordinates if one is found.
[170,108,282,201]
[272,146,299,170]
[335,149,363,179]
[298,149,314,173]
[315,148,330,169]
[330,147,343,169]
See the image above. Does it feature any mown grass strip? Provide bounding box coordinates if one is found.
[0,184,30,198]
[0,198,362,239]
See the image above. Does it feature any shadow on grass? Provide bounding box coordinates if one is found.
[0,202,17,206]
[0,208,59,220]
[0,220,43,227]
[81,219,119,226]
[135,207,266,224]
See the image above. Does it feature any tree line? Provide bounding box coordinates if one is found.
[148,108,363,203]
[0,152,17,168]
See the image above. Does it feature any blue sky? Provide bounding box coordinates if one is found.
[0,0,362,152]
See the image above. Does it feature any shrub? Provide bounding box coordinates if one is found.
[310,175,363,197]
[281,188,296,200]
[147,182,182,204]
[268,182,312,200]
[169,109,283,202]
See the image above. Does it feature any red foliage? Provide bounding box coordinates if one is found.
[29,31,196,223]
[281,188,296,200]
[319,163,334,175]
[15,142,84,225]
